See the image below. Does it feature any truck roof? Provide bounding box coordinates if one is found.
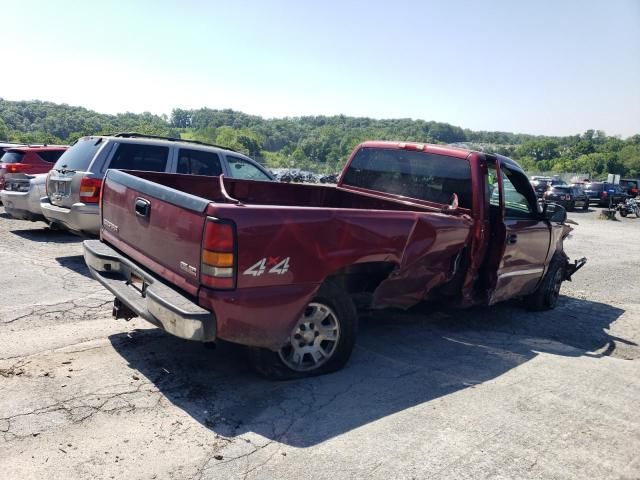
[358,141,471,159]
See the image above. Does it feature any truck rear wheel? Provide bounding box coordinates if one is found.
[524,255,565,311]
[249,281,358,380]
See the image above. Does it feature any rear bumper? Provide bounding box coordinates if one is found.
[83,239,216,341]
[41,200,100,235]
[1,190,46,222]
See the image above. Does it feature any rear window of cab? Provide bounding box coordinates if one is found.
[341,147,472,208]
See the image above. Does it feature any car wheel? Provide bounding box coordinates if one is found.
[620,210,628,217]
[249,280,358,380]
[524,255,565,311]
[566,201,575,212]
[582,200,588,211]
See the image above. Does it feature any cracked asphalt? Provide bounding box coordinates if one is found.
[1,206,639,480]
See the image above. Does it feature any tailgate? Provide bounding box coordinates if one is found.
[100,169,211,295]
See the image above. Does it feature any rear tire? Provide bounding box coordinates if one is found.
[524,255,565,311]
[249,280,358,380]
[620,210,628,217]
[566,201,575,212]
[582,201,588,211]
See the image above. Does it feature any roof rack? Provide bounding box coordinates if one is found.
[111,132,238,153]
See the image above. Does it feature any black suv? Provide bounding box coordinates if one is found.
[583,182,627,207]
[543,185,589,211]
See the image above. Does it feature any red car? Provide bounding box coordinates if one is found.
[84,141,586,378]
[0,145,68,190]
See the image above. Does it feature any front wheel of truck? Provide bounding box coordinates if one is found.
[524,255,566,311]
[249,281,358,380]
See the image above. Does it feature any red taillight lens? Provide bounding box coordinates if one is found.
[79,177,103,203]
[201,219,236,289]
[6,163,24,173]
[601,191,608,198]
[203,221,234,252]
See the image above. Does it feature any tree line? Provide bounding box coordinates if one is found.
[1,99,639,178]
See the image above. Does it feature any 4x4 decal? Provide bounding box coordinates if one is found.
[243,257,290,276]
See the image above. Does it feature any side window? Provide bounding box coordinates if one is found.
[38,151,65,163]
[487,161,500,208]
[501,167,535,219]
[177,149,222,176]
[108,143,169,172]
[226,156,270,181]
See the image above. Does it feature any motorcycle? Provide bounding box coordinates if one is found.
[616,197,640,218]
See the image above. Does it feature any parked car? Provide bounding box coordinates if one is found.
[84,141,586,379]
[0,145,67,191]
[550,178,567,186]
[42,133,274,236]
[620,178,639,198]
[543,185,588,211]
[531,180,550,199]
[583,182,627,207]
[0,174,48,222]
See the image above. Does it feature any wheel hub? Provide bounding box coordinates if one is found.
[278,302,341,372]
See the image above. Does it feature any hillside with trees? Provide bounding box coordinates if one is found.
[1,98,639,178]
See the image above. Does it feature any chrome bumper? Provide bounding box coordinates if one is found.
[83,240,216,341]
[41,200,100,235]
[1,191,46,221]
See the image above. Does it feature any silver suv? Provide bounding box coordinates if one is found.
[41,133,274,235]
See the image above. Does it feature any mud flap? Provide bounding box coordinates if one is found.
[564,257,587,281]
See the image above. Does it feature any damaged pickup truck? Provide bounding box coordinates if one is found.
[83,141,586,378]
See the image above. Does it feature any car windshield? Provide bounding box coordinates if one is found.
[0,151,25,164]
[53,137,104,171]
[551,186,571,192]
[342,147,472,208]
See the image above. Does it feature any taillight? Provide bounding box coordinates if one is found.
[201,219,236,289]
[6,163,25,173]
[79,177,103,203]
[566,195,572,200]
[601,191,608,199]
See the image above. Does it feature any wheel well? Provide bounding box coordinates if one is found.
[326,262,396,295]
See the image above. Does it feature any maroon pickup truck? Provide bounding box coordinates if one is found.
[83,141,586,378]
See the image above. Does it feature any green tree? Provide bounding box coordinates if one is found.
[0,118,9,140]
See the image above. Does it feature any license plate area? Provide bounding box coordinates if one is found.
[127,271,148,296]
[54,180,70,196]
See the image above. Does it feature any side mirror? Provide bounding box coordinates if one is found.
[542,202,567,223]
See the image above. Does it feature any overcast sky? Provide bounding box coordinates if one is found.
[1,0,639,137]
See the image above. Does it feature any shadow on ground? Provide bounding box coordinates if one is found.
[11,228,81,244]
[55,254,94,279]
[110,296,632,448]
